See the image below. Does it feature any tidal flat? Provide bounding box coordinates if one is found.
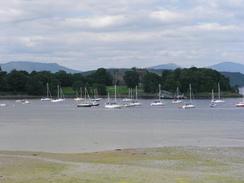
[1,147,244,183]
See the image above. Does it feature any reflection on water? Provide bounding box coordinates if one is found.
[0,98,244,152]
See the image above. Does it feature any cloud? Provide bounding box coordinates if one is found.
[63,15,126,29]
[150,10,186,23]
[0,0,244,70]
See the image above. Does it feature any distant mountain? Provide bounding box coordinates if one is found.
[149,63,180,70]
[0,61,80,73]
[209,62,244,74]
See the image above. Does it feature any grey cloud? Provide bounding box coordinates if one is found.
[0,0,244,70]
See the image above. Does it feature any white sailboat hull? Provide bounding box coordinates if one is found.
[213,100,225,103]
[182,104,195,109]
[236,102,244,107]
[22,100,30,104]
[172,100,182,104]
[105,104,123,109]
[74,98,84,101]
[41,98,52,101]
[0,103,6,107]
[51,99,65,103]
[151,101,165,106]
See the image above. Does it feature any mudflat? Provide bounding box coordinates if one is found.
[1,147,244,183]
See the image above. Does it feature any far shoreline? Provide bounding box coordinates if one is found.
[0,93,241,100]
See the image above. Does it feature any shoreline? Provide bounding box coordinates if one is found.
[0,93,241,100]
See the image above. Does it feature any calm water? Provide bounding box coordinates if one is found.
[0,98,244,152]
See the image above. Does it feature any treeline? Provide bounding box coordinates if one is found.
[0,68,112,96]
[124,67,235,93]
[0,66,236,96]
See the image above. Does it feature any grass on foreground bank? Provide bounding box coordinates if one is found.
[1,147,244,183]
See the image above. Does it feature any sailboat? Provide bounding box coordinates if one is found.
[214,83,225,103]
[210,89,217,108]
[151,84,164,106]
[182,84,195,109]
[16,99,30,104]
[124,86,142,107]
[236,89,244,107]
[123,88,133,102]
[77,88,98,107]
[172,87,183,104]
[0,103,6,107]
[105,85,123,109]
[74,88,84,101]
[91,89,102,101]
[41,83,52,101]
[22,100,30,104]
[51,85,65,103]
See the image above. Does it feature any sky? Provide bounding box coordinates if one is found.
[0,0,244,71]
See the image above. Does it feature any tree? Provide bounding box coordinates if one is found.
[123,70,139,89]
[25,77,45,95]
[7,70,29,92]
[142,72,161,93]
[88,68,113,86]
[72,80,85,92]
[0,69,8,91]
[55,70,73,87]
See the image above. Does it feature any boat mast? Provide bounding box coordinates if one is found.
[60,87,64,99]
[212,89,214,101]
[47,83,52,98]
[84,88,87,102]
[218,82,221,100]
[159,84,161,101]
[177,87,179,99]
[115,85,117,102]
[107,92,110,103]
[189,84,192,103]
[57,85,60,99]
[80,87,82,98]
[46,83,49,97]
[136,86,138,101]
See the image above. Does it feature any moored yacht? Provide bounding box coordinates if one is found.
[210,89,217,108]
[124,86,142,107]
[51,85,65,103]
[105,85,123,109]
[182,84,195,109]
[172,87,183,104]
[236,89,244,107]
[123,88,133,102]
[77,88,99,107]
[91,89,102,101]
[151,84,164,106]
[0,103,7,107]
[74,88,84,101]
[214,82,225,103]
[41,83,52,101]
